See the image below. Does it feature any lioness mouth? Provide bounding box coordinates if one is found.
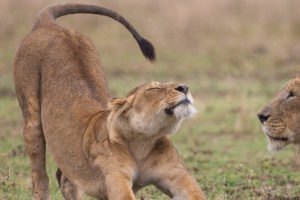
[164,99,191,115]
[266,133,288,141]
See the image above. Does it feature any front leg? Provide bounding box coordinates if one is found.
[92,142,137,200]
[155,165,205,200]
[144,137,206,200]
[105,173,136,200]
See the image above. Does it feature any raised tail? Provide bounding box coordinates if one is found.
[33,4,155,61]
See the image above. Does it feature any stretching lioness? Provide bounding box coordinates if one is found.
[258,76,300,152]
[14,4,206,200]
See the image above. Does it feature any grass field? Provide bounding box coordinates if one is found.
[1,0,300,199]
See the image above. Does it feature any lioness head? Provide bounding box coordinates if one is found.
[258,76,300,152]
[108,81,196,136]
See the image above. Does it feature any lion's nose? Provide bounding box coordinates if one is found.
[257,113,270,124]
[175,85,189,95]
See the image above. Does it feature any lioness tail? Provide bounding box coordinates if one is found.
[33,4,155,61]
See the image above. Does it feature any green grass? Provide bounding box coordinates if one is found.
[1,0,300,199]
[1,73,300,199]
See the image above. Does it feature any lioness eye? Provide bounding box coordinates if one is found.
[147,87,161,91]
[287,91,295,99]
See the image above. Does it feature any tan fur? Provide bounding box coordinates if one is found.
[14,3,205,200]
[258,76,300,152]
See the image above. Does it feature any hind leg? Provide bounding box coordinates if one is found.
[22,97,50,200]
[56,168,82,200]
[14,39,51,199]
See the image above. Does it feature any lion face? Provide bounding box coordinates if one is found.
[108,82,196,136]
[258,77,300,152]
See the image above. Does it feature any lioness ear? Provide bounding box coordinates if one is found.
[108,98,127,111]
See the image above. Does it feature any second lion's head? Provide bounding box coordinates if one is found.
[258,76,300,152]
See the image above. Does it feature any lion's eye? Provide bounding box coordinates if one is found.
[287,91,295,99]
[147,87,161,91]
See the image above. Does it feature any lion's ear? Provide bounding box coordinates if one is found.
[108,98,127,111]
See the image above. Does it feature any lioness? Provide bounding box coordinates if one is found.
[14,4,206,200]
[258,76,300,152]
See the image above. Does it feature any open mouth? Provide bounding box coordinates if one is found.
[164,99,191,115]
[266,133,288,142]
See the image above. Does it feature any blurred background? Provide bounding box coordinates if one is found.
[1,0,300,199]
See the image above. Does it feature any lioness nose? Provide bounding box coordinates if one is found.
[257,113,270,124]
[175,85,189,94]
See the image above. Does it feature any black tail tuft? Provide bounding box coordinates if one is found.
[138,38,156,62]
[56,168,62,188]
